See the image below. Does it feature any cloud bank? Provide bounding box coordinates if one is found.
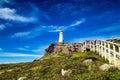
[0,52,42,57]
[0,8,36,22]
[11,18,86,39]
[93,24,120,34]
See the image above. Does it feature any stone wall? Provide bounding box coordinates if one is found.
[45,42,82,55]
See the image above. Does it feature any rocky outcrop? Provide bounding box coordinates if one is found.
[82,59,93,65]
[106,39,120,42]
[61,69,72,76]
[45,42,82,55]
[99,64,114,71]
[18,77,26,80]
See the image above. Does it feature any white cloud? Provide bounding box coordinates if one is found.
[11,32,31,38]
[32,49,42,53]
[2,0,13,3]
[11,25,64,38]
[70,18,85,27]
[41,19,85,32]
[0,0,13,7]
[11,29,41,39]
[93,24,120,34]
[15,45,47,55]
[0,23,12,30]
[71,36,109,43]
[25,46,30,48]
[32,45,48,53]
[41,18,85,32]
[16,46,30,51]
[0,8,36,22]
[11,18,85,39]
[0,52,43,57]
[41,25,67,32]
[17,48,28,51]
[0,48,3,51]
[3,0,11,3]
[0,24,6,30]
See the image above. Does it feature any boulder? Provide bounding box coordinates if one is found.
[99,64,114,71]
[82,59,93,65]
[61,69,72,76]
[18,77,26,80]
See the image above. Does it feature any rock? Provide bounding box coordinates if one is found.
[61,69,72,76]
[82,59,93,65]
[99,64,114,71]
[7,69,13,72]
[45,42,82,55]
[0,72,3,75]
[18,77,26,80]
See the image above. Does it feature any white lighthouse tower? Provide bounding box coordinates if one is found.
[58,31,64,43]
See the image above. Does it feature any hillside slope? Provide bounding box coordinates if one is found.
[0,52,120,80]
[107,39,120,44]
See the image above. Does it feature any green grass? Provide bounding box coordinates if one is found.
[0,51,120,80]
[114,40,120,44]
[71,51,90,59]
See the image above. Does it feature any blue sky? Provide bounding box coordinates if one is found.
[0,0,120,64]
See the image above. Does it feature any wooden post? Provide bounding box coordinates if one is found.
[118,46,120,67]
[90,41,91,50]
[92,41,93,51]
[113,44,117,66]
[97,40,99,52]
[81,44,82,52]
[85,42,86,52]
[93,41,95,52]
[95,40,97,52]
[81,44,83,52]
[80,44,82,52]
[118,46,120,54]
[96,40,98,52]
[104,42,107,60]
[84,42,85,52]
[99,41,101,56]
[82,43,84,52]
[91,41,92,51]
[108,43,111,63]
[91,41,93,51]
[99,41,101,55]
[92,41,94,51]
[101,41,103,57]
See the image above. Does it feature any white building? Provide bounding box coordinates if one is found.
[58,31,64,43]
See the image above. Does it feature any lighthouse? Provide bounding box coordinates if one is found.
[58,31,64,43]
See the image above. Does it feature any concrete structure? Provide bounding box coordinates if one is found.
[81,40,120,69]
[58,31,64,43]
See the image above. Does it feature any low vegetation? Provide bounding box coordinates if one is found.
[114,39,120,44]
[0,51,120,80]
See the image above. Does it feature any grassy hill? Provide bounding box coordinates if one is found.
[0,51,120,80]
[114,40,120,44]
[107,39,120,44]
